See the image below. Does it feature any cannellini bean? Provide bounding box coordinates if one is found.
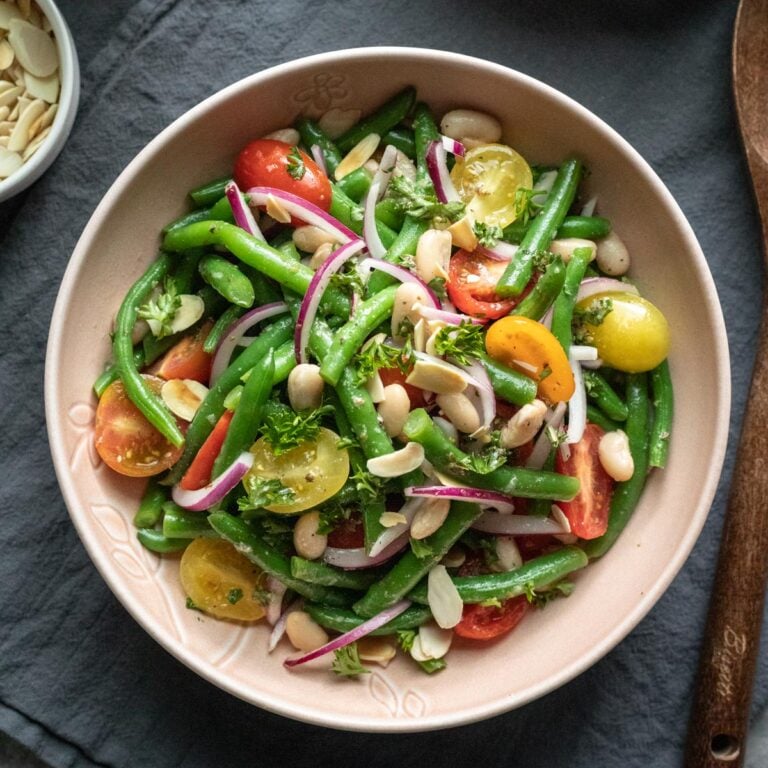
[287,363,324,411]
[415,229,452,284]
[391,282,428,338]
[262,127,300,145]
[285,611,329,652]
[410,497,451,540]
[596,231,631,276]
[367,442,425,477]
[598,429,635,481]
[447,215,478,251]
[436,392,480,434]
[405,357,467,394]
[292,225,338,254]
[549,238,596,264]
[440,109,502,145]
[293,511,327,560]
[377,383,411,437]
[309,242,334,270]
[499,399,548,448]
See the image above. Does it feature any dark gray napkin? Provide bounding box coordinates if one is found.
[1,1,766,766]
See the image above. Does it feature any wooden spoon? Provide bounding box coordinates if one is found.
[685,0,768,765]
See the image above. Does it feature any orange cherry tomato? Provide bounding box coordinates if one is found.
[149,321,213,384]
[485,315,574,403]
[179,410,234,491]
[94,376,184,477]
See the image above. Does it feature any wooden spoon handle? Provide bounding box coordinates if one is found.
[684,303,768,766]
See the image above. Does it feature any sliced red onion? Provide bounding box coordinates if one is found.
[531,169,558,207]
[580,195,598,217]
[577,276,639,303]
[171,452,253,511]
[363,144,399,259]
[570,345,598,362]
[526,402,567,469]
[472,511,568,536]
[210,302,289,385]
[266,576,287,626]
[460,359,495,430]
[580,357,604,370]
[404,485,515,514]
[428,565,462,629]
[225,181,264,240]
[368,497,424,557]
[310,144,328,176]
[413,304,483,326]
[358,257,441,309]
[323,534,408,569]
[245,186,360,243]
[566,349,587,445]
[440,135,466,157]
[268,598,303,652]
[284,600,412,668]
[426,140,459,203]
[295,240,366,363]
[482,242,518,261]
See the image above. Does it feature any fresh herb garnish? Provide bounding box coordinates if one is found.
[410,537,433,559]
[317,503,351,535]
[396,630,447,674]
[185,597,201,611]
[137,279,181,339]
[473,221,504,247]
[433,320,485,365]
[350,466,386,501]
[286,146,306,180]
[428,276,448,300]
[387,174,465,222]
[259,403,333,455]
[524,580,575,607]
[353,338,411,385]
[237,475,296,511]
[332,643,370,677]
[513,187,543,227]
[574,297,613,327]
[450,436,508,475]
[329,262,366,298]
[227,588,243,605]
[417,657,447,674]
[252,586,271,606]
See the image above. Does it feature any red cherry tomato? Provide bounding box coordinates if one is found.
[327,514,365,549]
[378,366,427,409]
[233,139,332,217]
[447,249,518,320]
[148,321,213,384]
[555,423,614,539]
[179,410,234,491]
[454,596,530,640]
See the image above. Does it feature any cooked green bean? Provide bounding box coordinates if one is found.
[586,404,620,433]
[529,450,556,517]
[290,557,385,590]
[163,207,214,234]
[295,116,343,176]
[336,86,416,153]
[511,256,566,320]
[366,215,430,296]
[329,185,398,247]
[137,529,189,553]
[649,359,673,468]
[335,166,371,202]
[94,347,144,398]
[550,246,594,353]
[502,215,611,244]
[189,176,230,207]
[412,101,440,179]
[199,254,255,308]
[133,479,168,529]
[478,351,537,406]
[383,126,416,159]
[203,305,243,354]
[305,602,432,634]
[162,503,217,539]
[583,370,628,422]
[374,198,405,230]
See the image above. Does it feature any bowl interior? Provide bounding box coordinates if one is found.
[45,48,729,732]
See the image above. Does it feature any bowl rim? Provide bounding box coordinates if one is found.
[44,45,731,732]
[0,0,81,202]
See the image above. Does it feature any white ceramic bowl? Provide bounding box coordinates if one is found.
[0,0,79,202]
[45,47,730,732]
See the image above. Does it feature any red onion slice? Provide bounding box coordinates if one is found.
[566,350,587,445]
[269,598,303,652]
[245,186,360,244]
[284,600,412,668]
[363,144,399,259]
[310,144,328,176]
[358,257,442,309]
[404,485,515,514]
[368,497,424,557]
[171,452,254,511]
[426,140,459,203]
[225,181,264,240]
[210,302,289,385]
[266,576,287,626]
[295,240,366,363]
[483,241,519,261]
[577,276,639,303]
[323,533,408,569]
[440,135,466,157]
[472,511,568,536]
[570,345,599,362]
[526,402,567,470]
[460,359,495,430]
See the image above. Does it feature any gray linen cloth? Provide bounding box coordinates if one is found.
[1,1,767,766]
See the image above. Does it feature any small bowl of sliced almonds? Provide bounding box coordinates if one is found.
[0,0,79,202]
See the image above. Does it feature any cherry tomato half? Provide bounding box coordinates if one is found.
[454,596,530,640]
[233,139,332,215]
[149,320,213,384]
[555,423,614,539]
[447,249,517,320]
[94,375,184,477]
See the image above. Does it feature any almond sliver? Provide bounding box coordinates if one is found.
[161,379,209,422]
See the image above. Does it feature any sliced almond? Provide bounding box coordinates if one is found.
[146,294,204,337]
[0,120,12,135]
[0,135,9,147]
[0,104,8,120]
[0,145,21,177]
[22,123,49,159]
[447,215,478,251]
[23,68,57,102]
[38,100,55,128]
[410,497,450,540]
[418,622,453,659]
[265,193,291,224]
[379,511,408,528]
[161,379,209,422]
[0,38,13,69]
[357,636,396,667]
[0,2,22,31]
[9,93,29,120]
[405,357,467,394]
[334,132,380,180]
[367,442,425,478]
[7,96,43,151]
[0,83,21,107]
[427,564,463,629]
[261,127,299,145]
[8,19,57,77]
[365,369,385,403]
[0,79,15,94]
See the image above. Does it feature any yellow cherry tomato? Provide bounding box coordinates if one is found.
[576,291,670,373]
[246,427,349,514]
[485,315,574,403]
[180,538,267,622]
[450,143,533,228]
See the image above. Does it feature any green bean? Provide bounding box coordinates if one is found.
[335,166,371,202]
[212,350,274,476]
[407,546,588,604]
[163,316,294,484]
[583,370,628,422]
[511,256,566,320]
[412,102,440,179]
[162,503,217,539]
[94,347,144,398]
[163,207,214,235]
[189,177,230,207]
[208,195,235,222]
[320,286,397,386]
[478,351,537,406]
[133,479,168,528]
[137,529,189,553]
[502,215,611,244]
[403,408,580,500]
[383,126,416,159]
[329,185,398,247]
[336,86,416,153]
[199,254,255,308]
[203,305,244,354]
[366,215,429,296]
[374,198,405,230]
[496,159,583,297]
[353,501,482,617]
[163,221,350,319]
[529,449,556,517]
[550,246,594,353]
[239,338,296,388]
[208,512,354,606]
[295,117,343,176]
[141,328,183,367]
[583,374,650,559]
[649,359,673,468]
[113,253,184,447]
[290,557,386,590]
[586,404,620,433]
[305,603,432,635]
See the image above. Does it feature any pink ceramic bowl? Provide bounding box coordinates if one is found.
[45,47,730,732]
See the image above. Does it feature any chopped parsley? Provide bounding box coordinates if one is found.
[286,146,306,180]
[450,434,508,475]
[259,402,333,455]
[353,337,411,385]
[137,279,181,338]
[185,597,201,612]
[428,276,447,300]
[317,503,351,535]
[332,643,370,677]
[524,580,575,607]
[329,262,366,298]
[473,221,504,247]
[237,475,296,511]
[226,588,243,605]
[386,174,465,222]
[574,297,614,327]
[409,537,433,559]
[433,320,485,365]
[513,187,543,227]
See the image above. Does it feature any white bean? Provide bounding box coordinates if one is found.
[436,392,481,434]
[415,229,452,284]
[293,511,327,560]
[287,363,324,411]
[598,429,635,481]
[292,225,337,254]
[285,611,329,652]
[262,127,300,145]
[391,282,428,338]
[499,399,548,448]
[377,383,411,437]
[596,231,631,276]
[440,109,502,145]
[549,238,596,264]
